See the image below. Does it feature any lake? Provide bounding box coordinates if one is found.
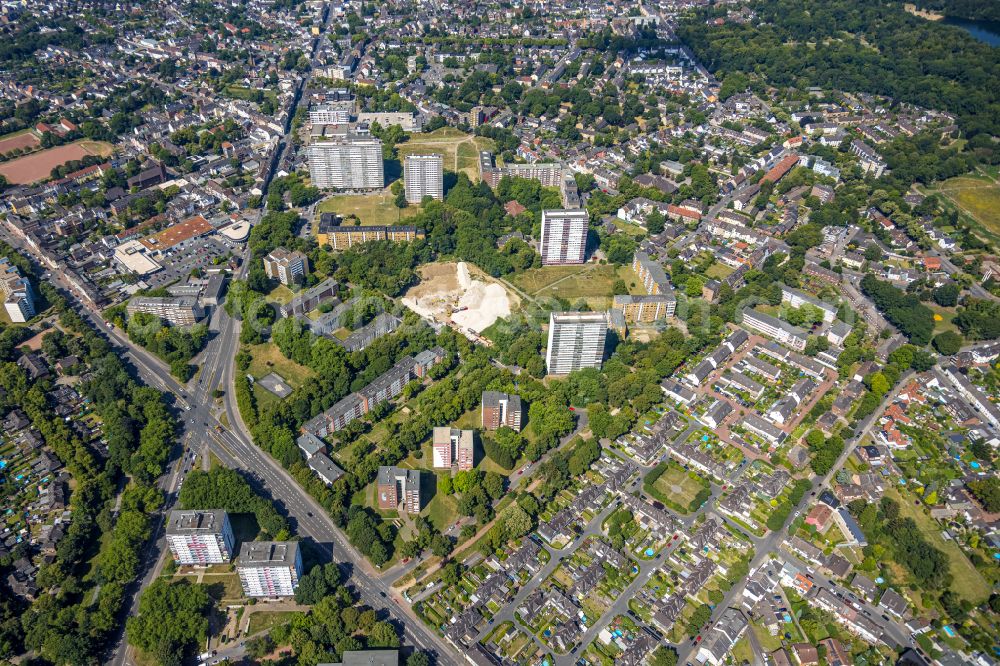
[940,16,1000,46]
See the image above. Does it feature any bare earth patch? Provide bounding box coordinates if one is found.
[402,261,517,335]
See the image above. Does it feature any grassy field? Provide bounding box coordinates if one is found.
[926,173,1000,238]
[648,463,710,514]
[509,263,635,309]
[246,343,314,388]
[705,262,735,280]
[316,192,421,227]
[265,284,295,305]
[246,610,303,635]
[78,140,115,156]
[423,484,459,532]
[610,218,648,237]
[927,303,960,336]
[397,127,495,182]
[887,487,989,605]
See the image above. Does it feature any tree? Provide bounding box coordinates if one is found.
[646,209,665,235]
[367,621,400,648]
[126,580,211,663]
[483,471,505,499]
[685,275,705,298]
[650,646,679,666]
[932,282,960,307]
[932,330,963,355]
[968,477,1000,512]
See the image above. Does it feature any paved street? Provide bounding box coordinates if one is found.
[675,369,914,665]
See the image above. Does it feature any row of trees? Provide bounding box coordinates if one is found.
[178,467,290,540]
[860,274,935,345]
[0,268,179,663]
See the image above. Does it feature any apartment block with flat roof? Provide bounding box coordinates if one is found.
[237,541,302,597]
[780,285,837,323]
[165,510,236,565]
[126,296,203,326]
[546,311,608,374]
[0,257,34,323]
[308,135,384,189]
[613,294,675,322]
[481,391,522,431]
[316,217,425,250]
[377,466,422,513]
[540,209,588,265]
[631,251,672,295]
[264,247,309,285]
[741,308,808,351]
[432,427,475,471]
[404,154,443,203]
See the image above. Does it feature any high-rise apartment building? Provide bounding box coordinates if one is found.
[540,209,588,265]
[0,257,34,323]
[481,391,523,432]
[237,541,303,597]
[376,466,422,513]
[403,154,443,204]
[308,136,384,190]
[165,510,236,565]
[264,247,309,285]
[432,427,474,471]
[545,311,608,375]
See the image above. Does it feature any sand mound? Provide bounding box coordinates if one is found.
[402,261,515,336]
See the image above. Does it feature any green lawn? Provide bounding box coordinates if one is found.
[316,192,421,227]
[509,264,632,309]
[705,262,735,280]
[423,485,459,532]
[265,284,295,305]
[246,343,315,388]
[610,218,648,237]
[927,303,960,336]
[246,610,304,635]
[645,462,710,514]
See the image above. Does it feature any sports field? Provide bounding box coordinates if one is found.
[0,129,40,155]
[0,140,114,184]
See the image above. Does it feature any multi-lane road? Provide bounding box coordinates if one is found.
[0,221,461,665]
